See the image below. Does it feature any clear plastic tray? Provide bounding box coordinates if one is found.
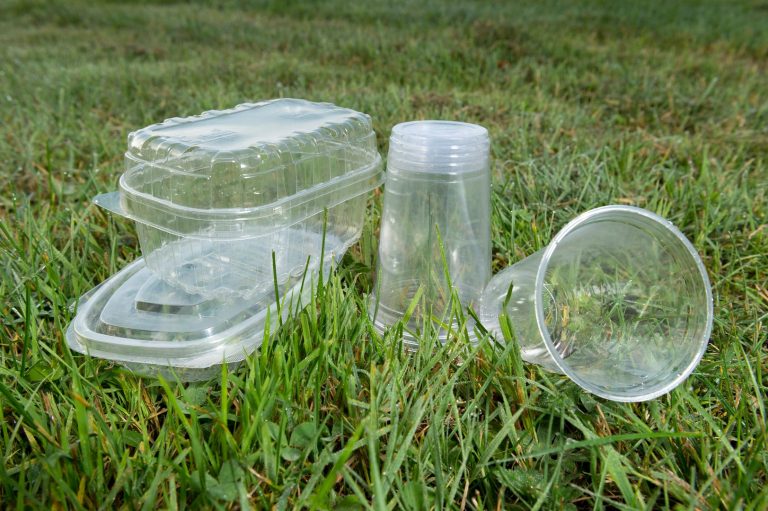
[95,99,382,299]
[66,257,321,381]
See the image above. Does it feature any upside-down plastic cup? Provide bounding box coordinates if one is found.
[479,205,713,402]
[369,121,491,346]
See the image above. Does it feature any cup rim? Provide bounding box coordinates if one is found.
[533,205,714,402]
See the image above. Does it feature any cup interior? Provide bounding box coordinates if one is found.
[534,206,713,401]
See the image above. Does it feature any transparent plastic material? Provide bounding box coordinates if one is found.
[479,206,713,402]
[369,121,491,346]
[66,256,324,381]
[95,99,382,299]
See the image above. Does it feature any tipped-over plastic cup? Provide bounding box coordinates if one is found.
[369,121,491,346]
[479,205,713,402]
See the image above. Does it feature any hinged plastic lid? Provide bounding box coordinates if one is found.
[98,99,382,239]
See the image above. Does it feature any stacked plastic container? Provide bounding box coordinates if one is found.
[369,121,491,346]
[67,99,383,379]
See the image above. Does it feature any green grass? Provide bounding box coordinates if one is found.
[1,0,767,508]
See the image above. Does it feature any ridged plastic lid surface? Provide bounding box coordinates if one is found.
[66,258,311,375]
[104,99,382,238]
[125,99,378,207]
[387,120,489,174]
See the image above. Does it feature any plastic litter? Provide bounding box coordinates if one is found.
[479,205,713,402]
[68,100,383,379]
[369,121,491,346]
[95,99,382,299]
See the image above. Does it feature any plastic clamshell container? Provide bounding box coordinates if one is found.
[95,99,382,299]
[66,257,318,381]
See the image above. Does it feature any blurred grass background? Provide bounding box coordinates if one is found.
[0,0,766,508]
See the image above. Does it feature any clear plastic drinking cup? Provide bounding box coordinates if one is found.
[369,121,491,346]
[479,205,713,402]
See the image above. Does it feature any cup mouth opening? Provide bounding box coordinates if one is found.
[532,205,714,402]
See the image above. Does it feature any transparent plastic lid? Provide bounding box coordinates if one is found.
[99,99,382,238]
[66,258,311,369]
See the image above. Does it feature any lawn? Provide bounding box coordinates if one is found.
[1,0,767,508]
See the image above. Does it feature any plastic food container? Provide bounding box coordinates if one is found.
[66,257,318,381]
[95,99,383,299]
